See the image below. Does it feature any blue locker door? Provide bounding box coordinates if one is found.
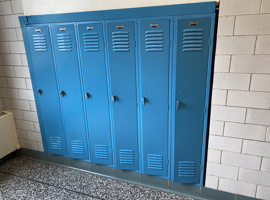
[26,26,67,155]
[77,23,112,165]
[139,20,170,176]
[51,24,89,160]
[106,21,138,171]
[173,17,211,183]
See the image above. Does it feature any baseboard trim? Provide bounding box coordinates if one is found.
[0,148,257,200]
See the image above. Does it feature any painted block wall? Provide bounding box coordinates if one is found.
[205,0,270,199]
[21,0,217,15]
[0,0,43,151]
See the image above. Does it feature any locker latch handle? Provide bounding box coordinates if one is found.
[142,97,146,105]
[37,89,42,96]
[112,95,115,103]
[85,93,90,100]
[176,101,180,109]
[60,91,65,97]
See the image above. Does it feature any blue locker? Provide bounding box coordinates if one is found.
[139,20,170,176]
[173,17,211,183]
[51,24,89,160]
[77,23,113,165]
[106,21,139,171]
[26,26,67,155]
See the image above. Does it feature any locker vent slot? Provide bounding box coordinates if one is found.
[182,29,203,52]
[178,161,196,177]
[112,31,129,52]
[50,136,63,150]
[94,144,108,159]
[32,34,48,52]
[119,149,134,165]
[148,154,163,170]
[83,32,99,52]
[57,33,72,52]
[145,30,164,52]
[71,140,85,154]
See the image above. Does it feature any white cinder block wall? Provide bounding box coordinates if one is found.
[0,0,43,152]
[205,0,270,199]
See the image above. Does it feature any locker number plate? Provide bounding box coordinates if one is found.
[189,21,198,26]
[151,23,158,28]
[117,25,124,29]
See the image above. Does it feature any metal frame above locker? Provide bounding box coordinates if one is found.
[19,2,217,187]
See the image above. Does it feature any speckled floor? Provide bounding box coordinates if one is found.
[0,157,194,200]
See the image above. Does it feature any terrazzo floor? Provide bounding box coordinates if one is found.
[0,157,194,200]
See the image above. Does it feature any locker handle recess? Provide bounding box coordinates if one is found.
[176,101,180,109]
[85,93,90,100]
[112,95,115,103]
[60,91,65,97]
[142,97,146,105]
[37,89,42,96]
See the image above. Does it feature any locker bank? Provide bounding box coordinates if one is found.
[19,2,216,187]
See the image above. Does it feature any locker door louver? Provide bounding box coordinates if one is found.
[71,140,85,154]
[33,34,48,52]
[148,154,163,170]
[112,31,129,52]
[182,29,203,52]
[178,161,196,177]
[57,34,72,52]
[119,149,134,165]
[50,136,63,150]
[83,32,99,52]
[145,30,164,52]
[94,144,108,159]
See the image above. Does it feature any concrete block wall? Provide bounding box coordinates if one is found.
[205,0,270,199]
[0,0,43,152]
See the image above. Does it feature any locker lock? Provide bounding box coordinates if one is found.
[60,91,65,97]
[37,89,42,96]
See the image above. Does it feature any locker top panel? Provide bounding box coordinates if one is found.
[19,2,216,26]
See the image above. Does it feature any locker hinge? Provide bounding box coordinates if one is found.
[168,105,170,110]
[208,38,211,46]
[167,159,169,164]
[200,165,202,171]
[135,40,136,47]
[169,39,171,47]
